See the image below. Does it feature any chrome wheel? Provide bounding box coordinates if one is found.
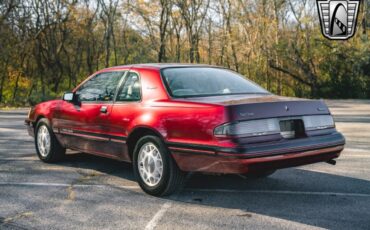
[138,142,163,187]
[37,125,51,157]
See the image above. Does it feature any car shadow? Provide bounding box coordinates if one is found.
[62,152,136,182]
[59,152,370,230]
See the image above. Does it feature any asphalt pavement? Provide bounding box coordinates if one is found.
[0,100,370,230]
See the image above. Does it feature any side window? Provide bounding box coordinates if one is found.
[77,71,125,102]
[116,72,141,101]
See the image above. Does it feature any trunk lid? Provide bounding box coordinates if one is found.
[178,94,330,121]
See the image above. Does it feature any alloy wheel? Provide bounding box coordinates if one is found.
[138,142,164,187]
[37,125,51,157]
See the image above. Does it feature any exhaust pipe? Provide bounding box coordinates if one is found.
[326,159,336,165]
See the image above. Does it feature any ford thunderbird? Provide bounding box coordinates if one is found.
[25,64,345,196]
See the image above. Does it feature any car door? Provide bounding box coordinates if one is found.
[109,71,142,161]
[54,71,126,158]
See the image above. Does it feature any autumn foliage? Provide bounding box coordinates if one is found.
[0,0,369,106]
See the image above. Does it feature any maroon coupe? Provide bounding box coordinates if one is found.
[25,64,345,196]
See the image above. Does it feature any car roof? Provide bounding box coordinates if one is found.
[101,63,224,71]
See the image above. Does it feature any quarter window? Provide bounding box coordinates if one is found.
[116,72,141,101]
[77,71,125,102]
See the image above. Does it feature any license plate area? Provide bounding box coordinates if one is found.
[279,119,306,139]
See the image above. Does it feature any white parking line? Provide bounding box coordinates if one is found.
[145,202,172,230]
[0,182,139,189]
[0,148,34,151]
[0,182,104,187]
[0,158,36,161]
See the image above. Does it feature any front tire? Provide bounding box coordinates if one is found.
[133,135,184,196]
[35,118,66,163]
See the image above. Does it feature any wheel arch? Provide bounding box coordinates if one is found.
[126,126,166,161]
[33,115,47,129]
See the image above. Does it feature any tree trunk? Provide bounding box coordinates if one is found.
[207,20,212,65]
[0,72,5,103]
[273,0,282,95]
[225,0,238,71]
[158,42,166,62]
[27,83,35,105]
[188,32,195,63]
[176,32,181,62]
[158,0,170,62]
[12,54,27,103]
[112,26,118,66]
[105,27,111,67]
[12,72,21,103]
[195,36,200,63]
[0,59,8,103]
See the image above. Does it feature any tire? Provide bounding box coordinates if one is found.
[35,118,66,163]
[245,170,276,179]
[133,135,185,196]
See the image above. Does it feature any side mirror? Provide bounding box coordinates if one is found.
[63,92,79,104]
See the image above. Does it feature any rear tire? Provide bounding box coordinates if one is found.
[35,118,66,163]
[245,170,276,178]
[133,135,185,196]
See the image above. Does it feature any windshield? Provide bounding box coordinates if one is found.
[161,67,269,98]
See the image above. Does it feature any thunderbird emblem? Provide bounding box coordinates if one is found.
[317,0,360,40]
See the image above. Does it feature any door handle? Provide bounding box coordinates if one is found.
[100,106,108,113]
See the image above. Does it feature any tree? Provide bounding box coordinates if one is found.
[176,0,210,63]
[0,0,369,106]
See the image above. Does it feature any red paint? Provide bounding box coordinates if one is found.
[26,64,345,174]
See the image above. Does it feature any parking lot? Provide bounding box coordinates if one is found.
[0,100,370,230]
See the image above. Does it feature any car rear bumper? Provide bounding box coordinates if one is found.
[169,132,345,174]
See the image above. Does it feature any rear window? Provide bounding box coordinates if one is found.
[161,67,269,98]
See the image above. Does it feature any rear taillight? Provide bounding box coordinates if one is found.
[214,115,335,137]
[302,115,335,130]
[214,118,280,137]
